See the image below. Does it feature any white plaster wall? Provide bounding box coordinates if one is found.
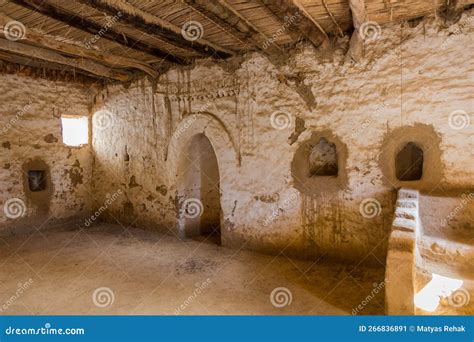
[92,12,473,263]
[0,73,94,233]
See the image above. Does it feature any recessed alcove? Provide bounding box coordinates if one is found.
[28,170,47,191]
[395,142,423,181]
[291,131,347,196]
[309,138,338,177]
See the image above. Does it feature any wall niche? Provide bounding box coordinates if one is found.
[379,124,443,190]
[28,170,47,192]
[22,159,53,214]
[309,138,338,176]
[291,131,347,196]
[395,142,423,181]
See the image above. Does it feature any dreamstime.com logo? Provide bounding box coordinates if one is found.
[93,109,114,130]
[270,287,292,308]
[440,192,473,228]
[92,287,115,308]
[263,191,299,227]
[84,12,122,49]
[3,198,27,219]
[448,110,470,130]
[270,111,293,130]
[447,288,471,308]
[359,21,382,42]
[174,278,212,314]
[359,198,381,219]
[4,323,85,336]
[3,20,26,41]
[0,100,33,136]
[352,281,385,315]
[181,21,204,41]
[84,189,123,227]
[262,11,301,50]
[181,198,204,219]
[0,278,34,313]
[172,101,216,141]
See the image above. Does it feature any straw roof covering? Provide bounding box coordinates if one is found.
[0,0,472,82]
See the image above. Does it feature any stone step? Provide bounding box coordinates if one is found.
[399,188,419,200]
[393,217,418,232]
[395,207,417,220]
[396,199,418,209]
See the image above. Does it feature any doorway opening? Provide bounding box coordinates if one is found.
[178,134,222,244]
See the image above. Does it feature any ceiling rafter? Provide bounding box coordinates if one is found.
[257,0,329,48]
[10,0,186,64]
[0,38,131,81]
[76,0,233,59]
[0,12,158,77]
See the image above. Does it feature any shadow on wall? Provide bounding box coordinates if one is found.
[177,133,221,244]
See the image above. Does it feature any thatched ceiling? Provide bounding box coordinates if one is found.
[0,0,472,82]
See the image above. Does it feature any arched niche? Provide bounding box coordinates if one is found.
[167,113,239,241]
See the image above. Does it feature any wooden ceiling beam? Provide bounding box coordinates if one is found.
[258,0,328,48]
[182,0,283,55]
[10,0,186,64]
[0,50,102,81]
[0,38,132,81]
[346,0,367,63]
[0,12,158,77]
[349,0,367,30]
[77,0,233,59]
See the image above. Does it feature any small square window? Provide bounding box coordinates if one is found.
[28,170,46,192]
[61,116,88,146]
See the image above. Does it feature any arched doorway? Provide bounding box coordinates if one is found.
[177,133,222,244]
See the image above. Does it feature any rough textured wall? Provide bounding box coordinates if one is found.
[91,11,474,264]
[0,74,94,234]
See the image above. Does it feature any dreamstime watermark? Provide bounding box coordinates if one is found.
[5,323,85,336]
[262,11,301,50]
[3,198,27,219]
[350,102,386,138]
[3,20,26,41]
[262,191,299,227]
[174,278,212,314]
[172,101,215,141]
[181,198,204,219]
[92,287,114,308]
[440,16,474,50]
[359,198,381,219]
[270,110,293,130]
[0,278,34,313]
[352,281,385,315]
[447,288,471,308]
[84,12,122,49]
[1,100,32,136]
[448,110,470,130]
[270,287,292,308]
[93,109,114,131]
[440,192,473,228]
[181,21,204,41]
[84,189,123,227]
[359,21,382,42]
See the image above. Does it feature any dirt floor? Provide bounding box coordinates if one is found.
[0,222,385,315]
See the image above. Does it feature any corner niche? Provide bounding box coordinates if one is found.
[291,131,347,196]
